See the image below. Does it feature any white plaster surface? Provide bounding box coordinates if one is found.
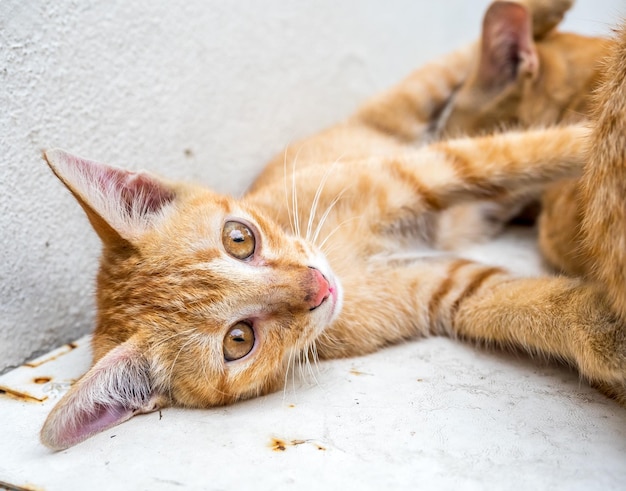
[1,0,624,373]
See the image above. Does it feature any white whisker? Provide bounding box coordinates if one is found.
[291,346,298,394]
[146,328,196,354]
[305,157,343,242]
[319,241,343,258]
[311,188,349,245]
[310,340,321,377]
[194,334,230,398]
[300,347,307,381]
[290,145,307,238]
[165,334,198,402]
[304,343,321,387]
[318,214,363,251]
[282,347,295,401]
[282,146,296,235]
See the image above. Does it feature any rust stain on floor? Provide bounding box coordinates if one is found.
[0,386,47,403]
[0,480,45,491]
[349,368,373,376]
[24,342,79,368]
[269,438,326,452]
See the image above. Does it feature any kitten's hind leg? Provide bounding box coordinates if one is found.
[355,44,476,143]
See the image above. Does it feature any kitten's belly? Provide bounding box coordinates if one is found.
[373,226,546,277]
[460,226,547,276]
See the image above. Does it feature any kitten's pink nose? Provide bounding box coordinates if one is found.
[308,267,330,310]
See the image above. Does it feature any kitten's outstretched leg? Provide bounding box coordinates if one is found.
[400,124,590,211]
[449,265,626,399]
[321,258,626,403]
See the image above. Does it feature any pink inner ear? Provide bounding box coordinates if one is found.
[479,1,535,87]
[40,341,157,450]
[122,173,175,214]
[66,403,133,447]
[87,161,175,216]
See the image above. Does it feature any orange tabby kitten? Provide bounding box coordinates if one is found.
[40,6,625,451]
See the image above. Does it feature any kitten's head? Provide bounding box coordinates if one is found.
[40,150,342,450]
[438,0,602,136]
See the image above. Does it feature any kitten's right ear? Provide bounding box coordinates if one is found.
[477,1,538,90]
[44,149,176,246]
[40,338,165,451]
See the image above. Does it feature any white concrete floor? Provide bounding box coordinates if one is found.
[2,229,626,490]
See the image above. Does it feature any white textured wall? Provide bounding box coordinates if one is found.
[1,0,623,373]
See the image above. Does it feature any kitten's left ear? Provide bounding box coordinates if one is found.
[40,339,165,451]
[44,149,177,247]
[477,1,538,89]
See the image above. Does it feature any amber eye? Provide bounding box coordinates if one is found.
[223,322,255,362]
[222,221,256,260]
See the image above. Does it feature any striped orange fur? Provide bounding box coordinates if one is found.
[39,2,626,451]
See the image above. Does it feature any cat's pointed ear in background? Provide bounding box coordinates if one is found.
[477,1,538,90]
[523,0,573,39]
[44,149,177,246]
[40,338,165,451]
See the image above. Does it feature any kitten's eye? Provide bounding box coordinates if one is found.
[223,322,255,362]
[222,221,256,260]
